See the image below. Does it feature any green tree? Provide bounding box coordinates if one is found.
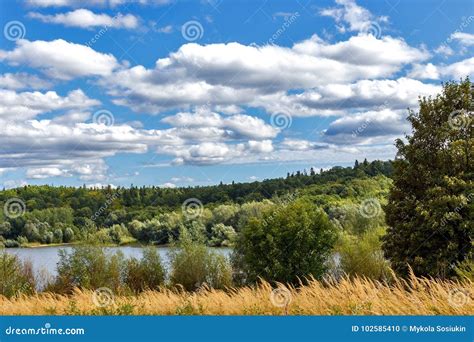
[233,199,337,285]
[169,229,232,291]
[383,79,473,278]
[124,248,165,292]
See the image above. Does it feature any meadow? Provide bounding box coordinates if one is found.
[1,274,472,316]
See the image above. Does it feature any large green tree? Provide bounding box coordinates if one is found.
[232,199,337,285]
[383,79,473,278]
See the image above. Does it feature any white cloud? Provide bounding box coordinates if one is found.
[26,0,170,7]
[26,167,68,179]
[409,57,474,80]
[159,182,177,188]
[280,139,329,151]
[322,109,410,145]
[449,32,474,46]
[0,72,53,90]
[0,39,119,80]
[319,0,387,33]
[0,88,99,121]
[28,9,139,29]
[434,44,454,57]
[162,107,279,140]
[103,35,428,114]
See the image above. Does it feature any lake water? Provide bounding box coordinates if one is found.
[4,246,232,288]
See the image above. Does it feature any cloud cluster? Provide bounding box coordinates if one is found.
[0,39,119,80]
[25,0,170,8]
[102,34,429,115]
[28,9,139,29]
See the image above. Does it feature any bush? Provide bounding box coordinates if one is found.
[335,227,392,281]
[4,239,20,248]
[169,230,232,291]
[124,248,165,292]
[233,198,337,285]
[54,246,125,293]
[209,223,236,247]
[0,252,36,298]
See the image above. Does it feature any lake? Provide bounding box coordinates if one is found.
[4,245,232,289]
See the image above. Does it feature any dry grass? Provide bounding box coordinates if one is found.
[1,274,473,315]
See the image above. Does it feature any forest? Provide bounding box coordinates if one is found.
[0,159,393,249]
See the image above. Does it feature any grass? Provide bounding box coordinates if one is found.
[1,274,472,315]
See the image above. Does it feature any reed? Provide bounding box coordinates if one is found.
[1,274,472,315]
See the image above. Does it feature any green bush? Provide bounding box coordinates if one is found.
[53,246,125,293]
[124,248,165,292]
[336,227,392,281]
[169,230,233,291]
[0,252,36,298]
[233,198,337,285]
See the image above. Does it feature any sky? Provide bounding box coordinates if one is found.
[0,0,473,189]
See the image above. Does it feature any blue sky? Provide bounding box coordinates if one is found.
[0,0,472,189]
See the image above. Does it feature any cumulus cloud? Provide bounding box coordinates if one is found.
[256,77,440,116]
[449,32,474,47]
[0,72,53,90]
[25,0,171,8]
[102,35,429,114]
[408,57,474,80]
[162,107,279,140]
[322,109,410,145]
[0,39,119,80]
[280,139,330,151]
[319,0,388,33]
[0,88,99,121]
[28,9,139,29]
[0,90,282,178]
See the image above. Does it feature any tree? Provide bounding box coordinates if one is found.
[232,199,337,285]
[383,79,473,278]
[63,227,74,243]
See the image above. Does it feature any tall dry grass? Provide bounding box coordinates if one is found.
[1,274,472,315]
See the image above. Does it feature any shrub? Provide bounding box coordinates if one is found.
[233,198,337,285]
[4,239,20,248]
[54,246,125,293]
[0,252,35,298]
[208,223,236,247]
[63,227,74,242]
[124,248,165,292]
[335,227,392,281]
[169,230,232,291]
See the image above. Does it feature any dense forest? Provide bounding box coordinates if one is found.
[0,159,393,249]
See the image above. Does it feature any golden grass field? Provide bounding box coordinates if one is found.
[1,274,473,315]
